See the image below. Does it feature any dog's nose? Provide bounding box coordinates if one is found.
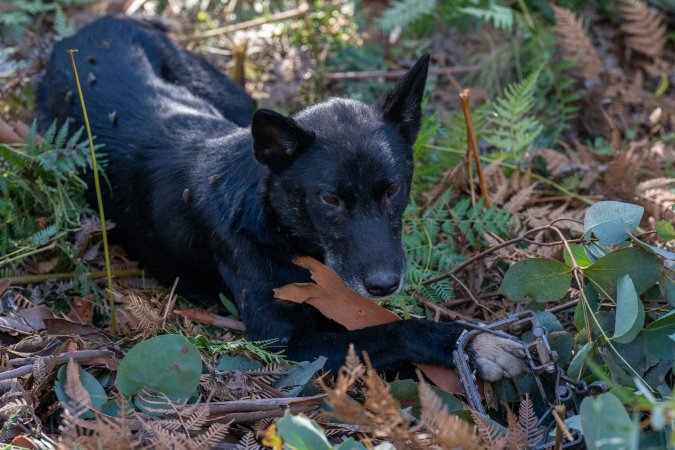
[364,271,400,297]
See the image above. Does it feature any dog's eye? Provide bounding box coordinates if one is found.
[385,185,400,198]
[321,193,341,206]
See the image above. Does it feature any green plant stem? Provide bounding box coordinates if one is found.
[0,241,57,267]
[67,49,116,335]
[424,144,594,206]
[5,269,143,285]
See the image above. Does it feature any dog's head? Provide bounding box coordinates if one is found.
[252,54,429,298]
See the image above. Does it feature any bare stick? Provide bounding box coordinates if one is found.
[324,65,482,81]
[460,90,491,207]
[182,3,310,41]
[1,350,115,381]
[174,309,246,332]
[4,269,143,285]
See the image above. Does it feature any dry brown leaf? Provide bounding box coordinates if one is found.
[67,296,94,325]
[618,0,667,59]
[552,5,602,81]
[65,359,94,411]
[36,257,58,275]
[274,256,464,394]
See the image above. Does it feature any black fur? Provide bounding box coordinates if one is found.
[37,17,503,375]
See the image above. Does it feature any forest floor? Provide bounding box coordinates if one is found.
[0,0,674,449]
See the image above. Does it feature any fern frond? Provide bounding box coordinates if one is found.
[518,395,544,446]
[460,3,513,31]
[484,67,543,161]
[376,0,436,32]
[418,381,482,449]
[618,0,667,59]
[552,5,602,81]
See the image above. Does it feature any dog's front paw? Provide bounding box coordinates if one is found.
[468,333,528,382]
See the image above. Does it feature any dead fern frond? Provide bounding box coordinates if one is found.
[518,396,544,446]
[618,0,667,59]
[122,293,163,338]
[418,381,483,450]
[471,411,507,450]
[552,5,602,81]
[505,407,529,450]
[235,431,262,450]
[191,422,230,448]
[361,354,411,440]
[504,184,535,214]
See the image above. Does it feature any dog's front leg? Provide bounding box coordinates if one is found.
[283,320,528,382]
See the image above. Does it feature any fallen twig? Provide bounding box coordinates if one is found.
[3,269,143,285]
[181,3,310,41]
[174,309,246,332]
[460,89,491,208]
[1,349,116,381]
[323,65,482,81]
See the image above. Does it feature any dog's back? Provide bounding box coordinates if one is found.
[37,17,258,297]
[37,16,254,133]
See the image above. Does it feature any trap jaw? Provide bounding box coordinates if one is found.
[452,310,607,450]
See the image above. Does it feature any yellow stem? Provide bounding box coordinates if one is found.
[67,49,116,335]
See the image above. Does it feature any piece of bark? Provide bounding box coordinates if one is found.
[274,256,464,394]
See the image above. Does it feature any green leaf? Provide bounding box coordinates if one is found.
[583,201,643,246]
[216,354,262,372]
[563,243,592,268]
[613,275,644,344]
[117,334,202,401]
[499,258,572,302]
[568,341,594,380]
[583,248,660,298]
[54,364,107,419]
[273,357,326,397]
[276,413,332,450]
[660,268,675,306]
[643,310,675,361]
[336,438,368,450]
[579,393,637,450]
[574,285,599,332]
[218,293,240,319]
[655,220,675,241]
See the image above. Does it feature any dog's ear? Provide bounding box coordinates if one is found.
[374,53,430,145]
[251,109,315,172]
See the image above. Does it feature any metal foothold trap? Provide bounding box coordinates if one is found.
[452,310,607,449]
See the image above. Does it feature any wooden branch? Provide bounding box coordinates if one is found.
[323,65,482,81]
[3,269,143,285]
[459,89,491,207]
[0,350,115,381]
[181,3,310,41]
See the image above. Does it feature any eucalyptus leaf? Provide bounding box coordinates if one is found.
[655,220,675,241]
[216,354,262,372]
[580,392,636,450]
[613,275,644,344]
[643,310,675,361]
[583,248,660,298]
[276,412,332,450]
[54,364,107,419]
[117,334,202,401]
[563,243,591,268]
[336,438,369,450]
[274,356,326,397]
[499,258,572,302]
[583,201,643,246]
[568,341,594,379]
